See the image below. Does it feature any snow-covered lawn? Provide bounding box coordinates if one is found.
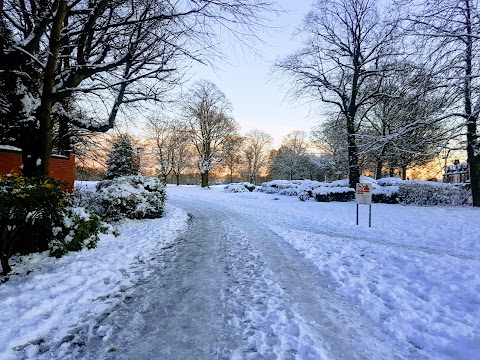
[1,182,479,359]
[169,185,480,359]
[0,181,188,359]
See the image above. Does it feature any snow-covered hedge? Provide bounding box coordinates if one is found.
[96,175,166,221]
[237,178,471,206]
[224,182,256,193]
[313,186,355,202]
[397,182,471,206]
[372,186,399,204]
[376,177,404,186]
[257,180,325,198]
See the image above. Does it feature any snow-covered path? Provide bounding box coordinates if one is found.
[57,191,411,359]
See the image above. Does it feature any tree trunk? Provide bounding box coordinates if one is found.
[0,254,11,274]
[464,1,480,206]
[468,151,480,206]
[375,160,383,179]
[201,171,209,188]
[346,46,361,189]
[1,233,12,274]
[176,173,180,186]
[346,122,361,188]
[401,165,407,180]
[22,1,68,177]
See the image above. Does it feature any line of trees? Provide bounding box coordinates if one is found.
[275,0,480,206]
[142,89,336,186]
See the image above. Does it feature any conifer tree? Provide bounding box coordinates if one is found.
[105,135,137,179]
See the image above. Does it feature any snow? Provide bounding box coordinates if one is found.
[0,182,479,359]
[167,185,480,359]
[0,145,22,152]
[0,182,188,360]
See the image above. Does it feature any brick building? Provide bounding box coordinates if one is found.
[0,146,75,192]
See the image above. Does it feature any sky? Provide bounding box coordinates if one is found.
[188,1,318,148]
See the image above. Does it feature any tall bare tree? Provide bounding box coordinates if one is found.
[243,130,273,184]
[275,0,400,188]
[408,0,480,206]
[183,80,239,187]
[0,0,275,177]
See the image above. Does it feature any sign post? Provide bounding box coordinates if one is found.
[355,183,372,227]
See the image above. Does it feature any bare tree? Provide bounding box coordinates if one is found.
[0,0,276,177]
[148,117,175,181]
[269,131,309,180]
[223,135,245,184]
[408,0,480,206]
[183,80,239,187]
[171,129,194,186]
[275,0,401,188]
[243,130,273,184]
[358,62,451,179]
[311,117,350,179]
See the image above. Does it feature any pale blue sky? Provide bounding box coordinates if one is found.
[189,1,317,147]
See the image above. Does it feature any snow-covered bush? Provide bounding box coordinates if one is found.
[0,175,68,273]
[257,180,325,198]
[397,182,471,206]
[49,207,111,258]
[96,175,166,221]
[257,180,295,194]
[313,186,355,202]
[224,182,256,193]
[0,175,109,274]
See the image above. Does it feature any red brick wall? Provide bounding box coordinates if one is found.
[0,149,75,192]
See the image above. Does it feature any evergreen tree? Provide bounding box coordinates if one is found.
[105,135,137,180]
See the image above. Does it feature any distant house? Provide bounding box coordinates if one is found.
[0,145,75,192]
[443,159,470,184]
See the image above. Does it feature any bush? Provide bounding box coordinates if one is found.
[224,182,256,193]
[0,175,109,274]
[372,186,399,204]
[257,180,325,197]
[397,182,471,206]
[49,207,111,258]
[96,175,166,221]
[0,175,69,273]
[313,186,355,202]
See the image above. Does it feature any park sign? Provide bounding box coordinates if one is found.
[356,183,372,227]
[356,183,372,205]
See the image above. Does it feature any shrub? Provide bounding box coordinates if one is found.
[0,175,69,273]
[49,207,111,258]
[313,186,355,202]
[96,175,166,221]
[224,182,256,193]
[372,186,399,204]
[397,182,471,206]
[0,175,110,274]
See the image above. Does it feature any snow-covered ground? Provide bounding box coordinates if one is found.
[1,182,479,359]
[167,185,480,359]
[0,181,188,359]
